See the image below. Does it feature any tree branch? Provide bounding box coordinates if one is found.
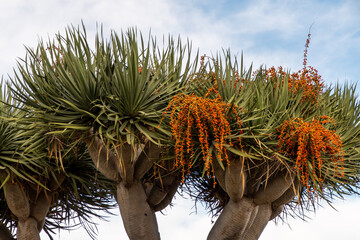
[245,167,266,196]
[253,171,295,205]
[153,179,180,212]
[115,143,135,185]
[269,204,284,221]
[4,181,30,221]
[134,142,161,181]
[29,192,52,232]
[269,178,301,220]
[271,178,300,211]
[147,184,168,207]
[116,182,160,240]
[224,158,246,202]
[17,217,39,240]
[207,197,256,240]
[241,204,272,240]
[85,136,121,182]
[212,156,226,192]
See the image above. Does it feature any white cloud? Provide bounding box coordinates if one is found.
[1,0,358,83]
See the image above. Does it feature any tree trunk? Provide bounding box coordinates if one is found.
[29,192,52,233]
[241,204,272,240]
[85,136,120,182]
[4,180,54,240]
[86,135,178,240]
[4,182,30,221]
[17,218,39,240]
[116,182,160,240]
[208,158,298,240]
[207,198,257,240]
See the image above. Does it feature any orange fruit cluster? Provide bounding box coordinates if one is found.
[277,116,344,189]
[165,84,242,181]
[265,66,324,105]
[167,93,241,182]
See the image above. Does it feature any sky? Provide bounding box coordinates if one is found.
[0,0,360,239]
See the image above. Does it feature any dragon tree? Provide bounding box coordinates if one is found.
[9,26,194,239]
[166,45,360,239]
[0,84,115,240]
[7,24,360,240]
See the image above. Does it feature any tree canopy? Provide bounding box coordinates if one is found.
[1,25,360,240]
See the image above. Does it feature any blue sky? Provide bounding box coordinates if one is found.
[0,0,360,239]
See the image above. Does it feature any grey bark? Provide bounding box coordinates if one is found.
[85,134,176,240]
[241,204,272,240]
[4,182,30,221]
[147,175,176,207]
[3,179,54,240]
[212,156,226,191]
[134,143,161,181]
[85,136,121,182]
[207,198,257,240]
[269,204,284,221]
[208,161,299,240]
[29,193,52,232]
[116,182,160,240]
[271,178,300,210]
[245,168,266,196]
[153,179,180,212]
[225,159,246,202]
[17,218,39,240]
[253,171,295,205]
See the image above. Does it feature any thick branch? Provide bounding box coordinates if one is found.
[85,136,121,182]
[241,204,272,240]
[271,178,300,210]
[245,167,266,196]
[224,158,246,202]
[134,142,161,181]
[4,182,30,221]
[143,182,154,198]
[253,171,295,205]
[269,204,284,221]
[116,182,160,240]
[212,156,226,191]
[207,197,256,240]
[116,144,135,185]
[29,192,52,232]
[269,178,301,220]
[147,175,175,208]
[153,179,180,212]
[147,185,168,207]
[17,218,39,240]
